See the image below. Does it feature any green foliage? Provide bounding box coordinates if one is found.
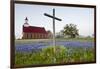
[66,47,95,63]
[41,46,68,63]
[15,46,95,67]
[62,23,79,38]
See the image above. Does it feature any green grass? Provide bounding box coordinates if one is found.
[15,37,94,45]
[15,39,52,45]
[56,37,94,42]
[15,46,95,67]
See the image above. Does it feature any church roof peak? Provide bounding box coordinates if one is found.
[25,17,28,20]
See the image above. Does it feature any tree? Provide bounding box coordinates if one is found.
[62,23,79,38]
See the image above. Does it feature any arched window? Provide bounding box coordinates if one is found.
[26,33,28,39]
[35,33,37,39]
[32,33,33,39]
[27,33,28,39]
[40,34,42,38]
[30,33,32,39]
[38,33,40,39]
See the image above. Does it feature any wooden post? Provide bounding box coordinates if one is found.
[44,8,62,63]
[53,8,56,63]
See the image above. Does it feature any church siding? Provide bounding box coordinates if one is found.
[23,32,51,39]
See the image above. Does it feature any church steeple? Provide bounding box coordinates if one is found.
[23,17,29,27]
[25,17,28,23]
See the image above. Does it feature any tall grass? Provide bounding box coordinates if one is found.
[15,46,95,66]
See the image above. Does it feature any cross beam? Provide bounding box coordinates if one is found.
[44,8,62,63]
[44,13,62,21]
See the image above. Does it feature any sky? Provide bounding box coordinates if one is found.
[15,4,94,39]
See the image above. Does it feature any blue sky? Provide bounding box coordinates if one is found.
[15,4,94,38]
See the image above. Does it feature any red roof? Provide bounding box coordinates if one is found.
[23,26,47,34]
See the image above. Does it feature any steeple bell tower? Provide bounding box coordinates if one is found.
[23,17,29,27]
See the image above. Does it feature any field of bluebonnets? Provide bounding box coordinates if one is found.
[15,38,95,66]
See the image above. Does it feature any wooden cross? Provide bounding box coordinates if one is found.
[44,8,62,62]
